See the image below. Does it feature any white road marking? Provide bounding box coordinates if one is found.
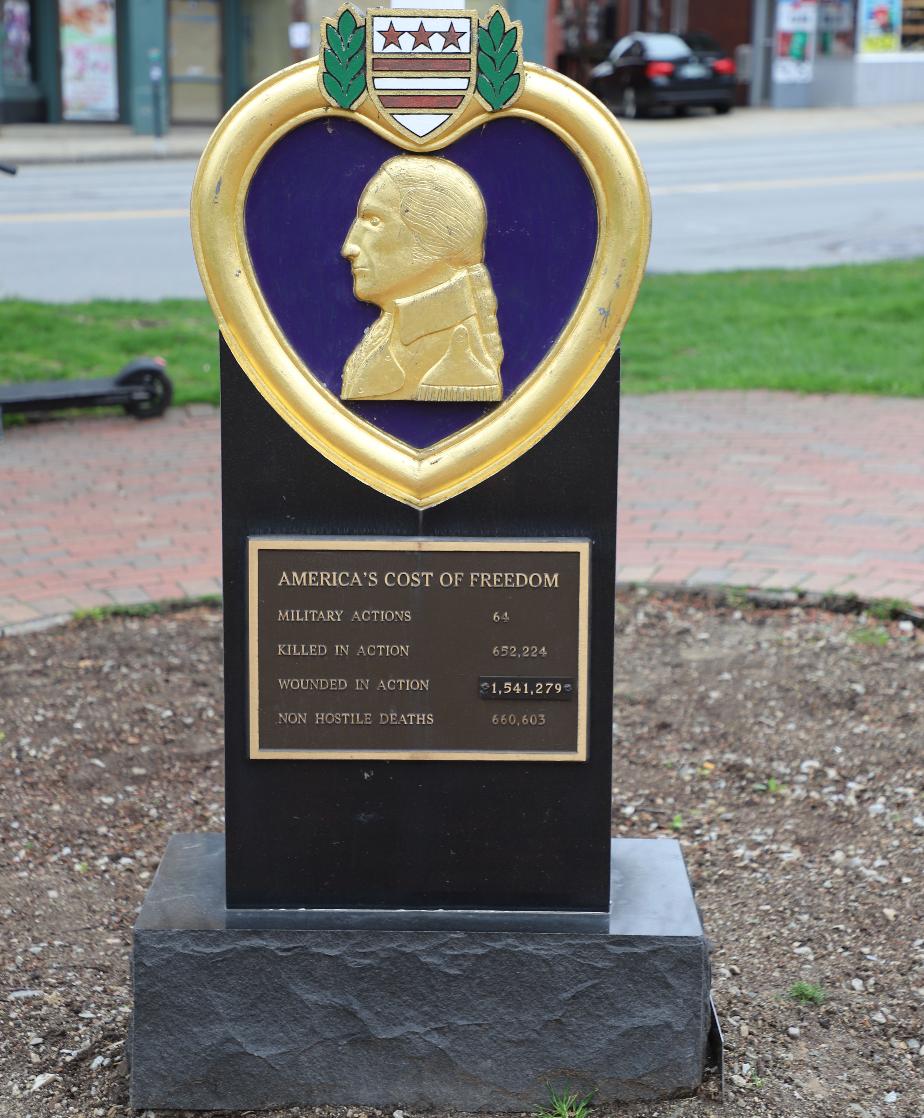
[0,207,188,225]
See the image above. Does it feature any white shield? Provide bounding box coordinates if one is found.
[366,8,478,140]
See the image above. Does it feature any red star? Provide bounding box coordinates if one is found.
[440,23,464,49]
[379,21,403,49]
[410,21,434,49]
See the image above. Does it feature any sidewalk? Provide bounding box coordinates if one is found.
[1,392,922,633]
[0,123,212,166]
[3,103,924,165]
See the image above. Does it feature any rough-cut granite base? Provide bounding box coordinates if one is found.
[131,835,712,1111]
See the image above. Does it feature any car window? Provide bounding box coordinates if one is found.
[609,35,634,60]
[637,33,691,59]
[682,31,722,53]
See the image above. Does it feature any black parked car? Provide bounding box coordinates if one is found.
[588,31,736,118]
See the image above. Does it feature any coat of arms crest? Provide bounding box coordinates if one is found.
[364,8,478,140]
[319,3,523,141]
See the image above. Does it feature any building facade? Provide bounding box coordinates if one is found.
[0,0,548,131]
[545,0,751,82]
[758,0,924,108]
[546,0,924,107]
[2,0,920,127]
[0,0,316,131]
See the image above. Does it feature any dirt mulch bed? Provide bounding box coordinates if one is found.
[0,592,921,1118]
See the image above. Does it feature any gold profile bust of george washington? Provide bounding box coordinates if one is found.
[340,155,503,403]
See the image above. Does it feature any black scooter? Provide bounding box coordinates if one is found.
[0,161,174,434]
[0,357,174,436]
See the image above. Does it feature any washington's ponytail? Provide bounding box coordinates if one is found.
[467,263,503,370]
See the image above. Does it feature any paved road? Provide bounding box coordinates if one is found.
[2,393,923,632]
[1,106,923,299]
[633,107,924,272]
[0,160,200,301]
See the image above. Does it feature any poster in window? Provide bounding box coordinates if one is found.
[858,0,902,50]
[2,0,32,84]
[59,0,119,121]
[818,0,855,54]
[773,0,818,83]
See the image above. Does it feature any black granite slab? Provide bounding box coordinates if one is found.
[220,341,620,911]
[131,833,712,1111]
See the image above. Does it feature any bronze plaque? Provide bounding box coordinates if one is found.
[248,538,589,761]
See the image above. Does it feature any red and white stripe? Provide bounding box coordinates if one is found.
[369,14,473,137]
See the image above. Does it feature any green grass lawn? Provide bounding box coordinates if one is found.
[623,258,923,396]
[0,259,921,404]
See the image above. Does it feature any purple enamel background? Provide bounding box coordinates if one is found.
[244,116,597,449]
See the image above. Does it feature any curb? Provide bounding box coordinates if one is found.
[0,149,206,167]
[0,612,72,639]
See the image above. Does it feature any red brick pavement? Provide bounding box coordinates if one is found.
[1,393,922,631]
[0,407,222,630]
[618,393,924,604]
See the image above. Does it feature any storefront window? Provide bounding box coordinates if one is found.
[2,0,32,84]
[858,0,924,50]
[774,0,818,83]
[241,0,289,88]
[59,0,120,120]
[818,0,855,54]
[902,0,924,47]
[554,0,618,81]
[169,0,222,123]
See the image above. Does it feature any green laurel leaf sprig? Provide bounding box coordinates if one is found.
[477,8,521,111]
[322,6,366,110]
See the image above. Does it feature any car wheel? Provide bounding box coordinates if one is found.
[620,87,643,119]
[674,104,690,117]
[715,102,732,115]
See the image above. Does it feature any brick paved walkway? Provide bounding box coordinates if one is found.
[1,392,922,631]
[0,408,221,629]
[618,393,924,604]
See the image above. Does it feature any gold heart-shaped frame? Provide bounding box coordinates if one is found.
[191,59,650,508]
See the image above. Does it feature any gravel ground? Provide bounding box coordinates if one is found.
[0,591,921,1118]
